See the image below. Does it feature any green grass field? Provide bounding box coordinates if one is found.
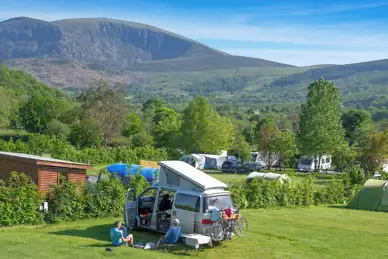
[1,206,387,259]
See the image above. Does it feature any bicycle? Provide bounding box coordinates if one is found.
[210,207,248,242]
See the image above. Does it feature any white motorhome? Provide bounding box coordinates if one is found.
[297,155,332,172]
[124,161,233,236]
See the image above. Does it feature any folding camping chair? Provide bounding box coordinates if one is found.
[155,223,183,252]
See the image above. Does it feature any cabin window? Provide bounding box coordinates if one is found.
[174,193,200,212]
[321,159,325,163]
[58,172,68,185]
[326,157,331,163]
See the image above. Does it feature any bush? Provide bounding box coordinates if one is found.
[135,146,168,161]
[0,172,43,226]
[130,133,154,148]
[84,176,126,218]
[228,175,347,209]
[45,181,85,223]
[114,147,138,164]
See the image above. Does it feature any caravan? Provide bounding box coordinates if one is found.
[297,155,332,172]
[123,161,234,236]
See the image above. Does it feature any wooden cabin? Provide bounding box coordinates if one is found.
[0,151,93,191]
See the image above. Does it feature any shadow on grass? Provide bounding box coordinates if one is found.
[50,224,162,244]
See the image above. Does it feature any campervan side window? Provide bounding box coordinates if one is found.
[203,195,233,212]
[175,193,200,212]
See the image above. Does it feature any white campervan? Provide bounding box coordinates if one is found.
[123,161,233,236]
[297,155,332,172]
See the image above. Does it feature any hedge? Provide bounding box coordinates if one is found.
[0,172,43,226]
[0,136,171,165]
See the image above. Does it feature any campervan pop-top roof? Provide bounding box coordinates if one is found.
[159,161,227,190]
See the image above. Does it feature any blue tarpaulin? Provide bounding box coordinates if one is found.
[105,163,158,183]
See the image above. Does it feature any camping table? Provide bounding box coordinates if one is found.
[181,234,212,250]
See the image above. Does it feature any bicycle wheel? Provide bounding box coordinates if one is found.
[211,220,225,242]
[234,216,248,237]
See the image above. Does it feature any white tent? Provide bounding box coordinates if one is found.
[246,172,291,183]
[179,154,205,169]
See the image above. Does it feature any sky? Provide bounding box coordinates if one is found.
[1,0,388,66]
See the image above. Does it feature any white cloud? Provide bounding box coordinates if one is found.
[220,48,388,66]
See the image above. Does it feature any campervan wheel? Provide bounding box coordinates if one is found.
[211,221,225,242]
[234,216,248,237]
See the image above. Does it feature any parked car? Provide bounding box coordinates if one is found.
[221,161,253,173]
[246,161,267,170]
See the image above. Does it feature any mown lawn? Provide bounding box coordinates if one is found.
[1,207,387,259]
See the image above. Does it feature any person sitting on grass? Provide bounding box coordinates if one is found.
[110,221,134,247]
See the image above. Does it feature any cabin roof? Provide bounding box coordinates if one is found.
[0,151,93,169]
[158,160,227,190]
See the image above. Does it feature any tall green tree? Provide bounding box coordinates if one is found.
[152,107,182,148]
[180,96,234,153]
[274,130,297,169]
[341,109,372,146]
[141,98,164,134]
[360,130,388,176]
[123,112,144,137]
[0,86,16,129]
[297,78,345,170]
[229,133,251,163]
[78,81,127,146]
[258,121,282,169]
[19,94,68,133]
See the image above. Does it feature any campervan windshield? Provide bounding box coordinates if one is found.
[300,157,313,165]
[203,195,233,212]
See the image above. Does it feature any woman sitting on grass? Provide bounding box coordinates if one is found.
[110,221,134,247]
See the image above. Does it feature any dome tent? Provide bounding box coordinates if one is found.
[246,172,291,183]
[347,179,388,212]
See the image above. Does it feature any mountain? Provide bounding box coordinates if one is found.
[1,16,388,109]
[271,59,388,87]
[0,17,291,71]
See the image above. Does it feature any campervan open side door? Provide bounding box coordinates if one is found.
[124,188,138,230]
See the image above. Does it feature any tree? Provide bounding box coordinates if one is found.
[274,130,297,169]
[152,107,182,148]
[19,94,68,133]
[180,96,235,153]
[341,109,371,146]
[331,141,356,171]
[297,78,345,171]
[360,131,388,176]
[68,119,102,148]
[229,134,251,163]
[123,112,144,137]
[78,81,127,146]
[258,121,279,169]
[141,98,164,134]
[0,86,16,129]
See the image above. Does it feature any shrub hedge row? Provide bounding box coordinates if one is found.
[0,168,364,227]
[0,136,172,165]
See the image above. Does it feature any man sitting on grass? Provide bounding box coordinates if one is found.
[110,221,134,247]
